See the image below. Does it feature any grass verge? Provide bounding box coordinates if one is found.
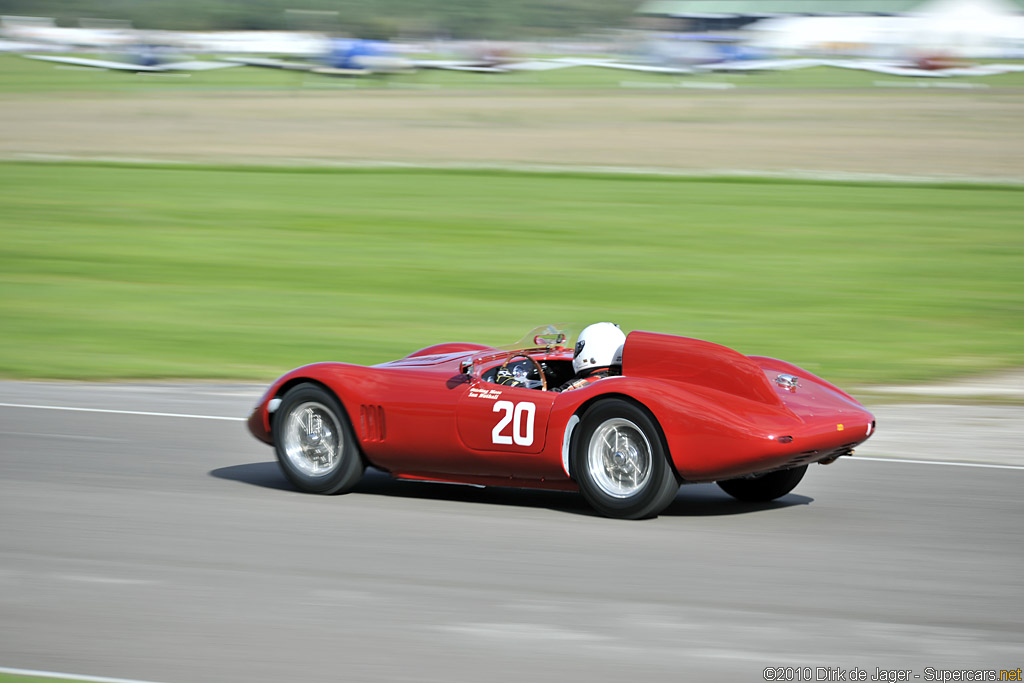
[1,161,1021,383]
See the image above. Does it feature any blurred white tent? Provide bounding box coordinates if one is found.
[1,15,136,48]
[908,0,1024,56]
[746,0,1024,58]
[1,16,334,57]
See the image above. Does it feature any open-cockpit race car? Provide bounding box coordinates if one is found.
[247,323,875,519]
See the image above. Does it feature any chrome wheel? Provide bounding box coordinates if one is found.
[272,383,365,495]
[586,417,653,498]
[281,401,343,477]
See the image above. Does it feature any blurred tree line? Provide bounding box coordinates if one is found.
[0,0,641,38]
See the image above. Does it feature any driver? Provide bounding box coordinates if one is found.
[555,322,625,392]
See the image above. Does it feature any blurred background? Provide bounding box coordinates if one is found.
[1,0,1022,387]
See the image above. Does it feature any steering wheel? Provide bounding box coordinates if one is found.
[500,353,548,391]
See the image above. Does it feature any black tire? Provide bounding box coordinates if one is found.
[272,383,365,494]
[571,399,680,519]
[716,465,807,502]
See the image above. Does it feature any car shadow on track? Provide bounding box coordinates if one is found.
[209,462,812,518]
[210,462,596,515]
[662,485,812,516]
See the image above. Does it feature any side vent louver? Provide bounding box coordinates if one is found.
[360,404,386,442]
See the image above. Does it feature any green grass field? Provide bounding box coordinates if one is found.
[1,161,1021,384]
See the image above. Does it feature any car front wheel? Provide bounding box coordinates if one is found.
[571,399,680,519]
[273,383,364,494]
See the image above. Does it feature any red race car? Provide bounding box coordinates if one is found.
[247,323,875,519]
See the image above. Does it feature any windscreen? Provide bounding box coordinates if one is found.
[496,323,581,352]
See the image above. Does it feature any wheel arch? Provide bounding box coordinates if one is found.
[267,364,393,469]
[271,377,359,442]
[563,391,681,483]
[274,376,334,403]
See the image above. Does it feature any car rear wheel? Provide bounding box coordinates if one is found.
[273,383,364,494]
[571,399,679,519]
[716,465,807,502]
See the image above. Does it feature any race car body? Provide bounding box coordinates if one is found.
[248,324,875,518]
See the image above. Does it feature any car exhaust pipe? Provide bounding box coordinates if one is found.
[819,449,853,465]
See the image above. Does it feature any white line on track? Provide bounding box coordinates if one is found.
[51,573,158,586]
[0,667,168,683]
[849,455,1024,470]
[0,402,245,422]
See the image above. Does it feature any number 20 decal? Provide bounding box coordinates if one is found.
[492,400,535,446]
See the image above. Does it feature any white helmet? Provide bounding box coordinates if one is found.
[573,322,625,374]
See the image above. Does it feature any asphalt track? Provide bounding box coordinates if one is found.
[1,383,1022,683]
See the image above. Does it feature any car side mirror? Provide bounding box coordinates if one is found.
[460,360,473,375]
